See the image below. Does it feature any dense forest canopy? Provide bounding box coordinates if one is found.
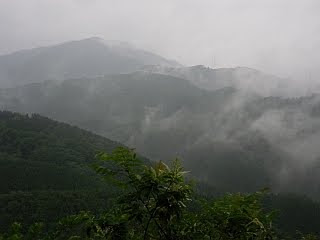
[0,146,319,239]
[0,110,122,192]
[0,111,121,231]
[0,111,319,238]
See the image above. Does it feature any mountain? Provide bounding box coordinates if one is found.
[141,65,302,97]
[0,111,156,230]
[0,37,304,97]
[1,38,320,236]
[0,72,236,158]
[0,110,123,193]
[1,38,320,198]
[1,73,320,198]
[0,37,181,88]
[0,110,127,229]
[1,111,320,237]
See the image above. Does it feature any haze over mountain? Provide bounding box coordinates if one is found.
[0,38,320,199]
[2,1,320,237]
[1,110,320,237]
[141,65,308,97]
[1,66,320,198]
[1,37,316,97]
[0,37,181,88]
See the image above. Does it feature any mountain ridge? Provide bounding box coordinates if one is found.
[1,73,320,198]
[140,64,300,97]
[0,37,181,88]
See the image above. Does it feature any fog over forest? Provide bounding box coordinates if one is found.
[1,1,320,238]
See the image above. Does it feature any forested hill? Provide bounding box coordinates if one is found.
[0,110,123,193]
[0,111,128,230]
[2,74,320,197]
[1,110,320,237]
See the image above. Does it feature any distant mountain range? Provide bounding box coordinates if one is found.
[1,38,320,198]
[141,65,308,97]
[0,37,309,97]
[1,72,320,197]
[0,37,181,88]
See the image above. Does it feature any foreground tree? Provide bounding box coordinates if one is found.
[0,147,318,239]
[93,147,193,239]
[89,147,275,239]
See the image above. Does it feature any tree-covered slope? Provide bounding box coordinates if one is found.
[0,111,319,237]
[2,147,320,239]
[2,74,320,197]
[0,111,155,231]
[0,72,227,149]
[0,110,123,193]
[0,111,126,230]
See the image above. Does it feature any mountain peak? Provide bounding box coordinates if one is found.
[0,38,181,88]
[82,37,133,48]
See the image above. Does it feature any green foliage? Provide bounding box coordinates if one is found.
[300,234,319,240]
[93,147,143,188]
[89,147,275,239]
[0,147,319,239]
[185,191,275,239]
[0,111,121,193]
[1,147,278,239]
[0,111,122,231]
[0,222,45,240]
[94,147,193,239]
[1,112,320,239]
[263,193,320,238]
[0,190,115,233]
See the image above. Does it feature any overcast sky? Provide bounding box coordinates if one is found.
[1,0,320,79]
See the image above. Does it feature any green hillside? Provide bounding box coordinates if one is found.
[2,74,320,197]
[0,110,123,192]
[0,111,320,237]
[0,111,123,230]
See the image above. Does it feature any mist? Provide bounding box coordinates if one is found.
[0,0,320,196]
[1,0,320,81]
[2,1,320,237]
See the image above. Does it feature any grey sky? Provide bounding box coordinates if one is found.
[1,0,320,79]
